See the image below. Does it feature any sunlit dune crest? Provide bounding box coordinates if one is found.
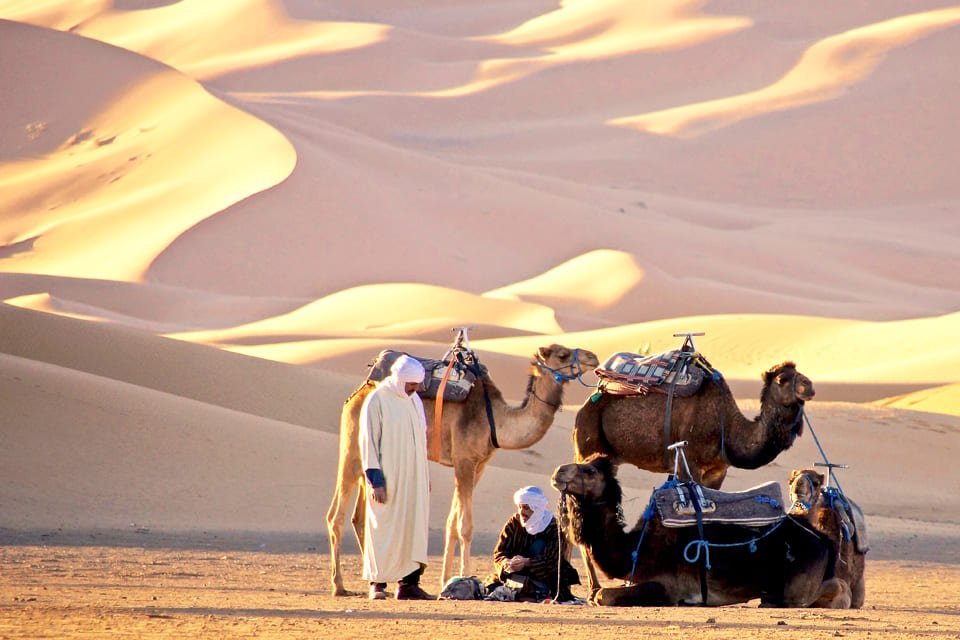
[430,0,750,97]
[0,70,295,282]
[611,7,960,137]
[874,383,960,418]
[168,283,563,346]
[484,249,643,308]
[0,0,107,31]
[470,312,960,385]
[63,0,388,79]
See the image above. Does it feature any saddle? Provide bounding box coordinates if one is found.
[594,349,711,397]
[366,349,485,402]
[654,481,785,528]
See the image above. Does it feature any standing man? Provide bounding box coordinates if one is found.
[359,354,433,600]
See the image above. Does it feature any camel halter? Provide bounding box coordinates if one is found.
[534,348,592,386]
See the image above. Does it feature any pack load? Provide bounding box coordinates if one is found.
[366,348,485,402]
[594,348,718,397]
[654,481,785,528]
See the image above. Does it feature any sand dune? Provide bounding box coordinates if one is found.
[0,20,295,281]
[0,0,957,566]
[612,7,960,137]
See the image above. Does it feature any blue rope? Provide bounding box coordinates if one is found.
[803,411,844,495]
[627,479,681,583]
[682,517,786,569]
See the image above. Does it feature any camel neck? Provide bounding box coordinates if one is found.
[494,372,563,449]
[570,496,635,579]
[724,400,803,469]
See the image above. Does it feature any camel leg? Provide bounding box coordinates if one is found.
[441,460,481,586]
[699,465,727,490]
[441,491,462,587]
[456,460,488,579]
[325,468,362,596]
[850,570,866,609]
[812,578,852,608]
[579,544,603,602]
[351,482,366,550]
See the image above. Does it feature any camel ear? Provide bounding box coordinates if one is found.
[538,346,552,360]
[814,471,825,487]
[788,469,801,484]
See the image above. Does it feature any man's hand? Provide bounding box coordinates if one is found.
[505,556,529,572]
[372,486,387,504]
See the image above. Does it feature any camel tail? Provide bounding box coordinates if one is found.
[573,395,614,461]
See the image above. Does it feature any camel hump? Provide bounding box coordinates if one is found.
[364,348,486,402]
[654,480,785,528]
[595,349,717,397]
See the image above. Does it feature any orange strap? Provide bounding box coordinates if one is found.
[430,361,455,461]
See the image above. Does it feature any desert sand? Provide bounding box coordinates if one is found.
[0,1,958,638]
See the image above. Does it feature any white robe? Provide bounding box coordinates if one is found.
[358,383,430,582]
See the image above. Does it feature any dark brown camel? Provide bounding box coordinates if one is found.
[574,361,814,489]
[789,468,868,608]
[551,454,834,606]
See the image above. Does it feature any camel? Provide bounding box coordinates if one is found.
[788,468,868,608]
[551,454,835,607]
[574,361,815,489]
[326,343,599,596]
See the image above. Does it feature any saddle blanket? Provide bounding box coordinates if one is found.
[366,349,484,402]
[827,490,870,553]
[654,481,785,528]
[595,349,708,397]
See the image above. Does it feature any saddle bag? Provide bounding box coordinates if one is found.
[366,349,484,402]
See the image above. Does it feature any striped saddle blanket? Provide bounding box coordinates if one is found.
[654,481,785,528]
[595,349,709,397]
[366,349,485,402]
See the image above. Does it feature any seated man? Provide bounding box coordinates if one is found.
[484,485,580,602]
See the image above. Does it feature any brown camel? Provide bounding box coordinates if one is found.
[574,361,815,489]
[551,454,835,606]
[788,468,868,608]
[572,361,814,596]
[326,343,599,596]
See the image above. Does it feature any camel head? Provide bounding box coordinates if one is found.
[761,362,816,406]
[551,454,618,500]
[532,344,600,386]
[551,454,625,544]
[787,468,826,515]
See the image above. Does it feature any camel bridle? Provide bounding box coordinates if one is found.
[534,348,592,386]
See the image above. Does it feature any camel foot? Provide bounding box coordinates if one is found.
[332,586,360,597]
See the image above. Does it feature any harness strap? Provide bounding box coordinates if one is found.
[482,379,499,448]
[687,482,710,605]
[430,359,456,460]
[661,354,687,469]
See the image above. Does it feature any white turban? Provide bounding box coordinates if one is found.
[513,485,553,535]
[381,354,426,397]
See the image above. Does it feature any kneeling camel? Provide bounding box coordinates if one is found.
[789,468,868,608]
[552,454,835,606]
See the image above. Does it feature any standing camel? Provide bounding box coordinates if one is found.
[326,343,599,596]
[574,361,814,489]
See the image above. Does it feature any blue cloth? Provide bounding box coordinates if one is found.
[365,468,386,488]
